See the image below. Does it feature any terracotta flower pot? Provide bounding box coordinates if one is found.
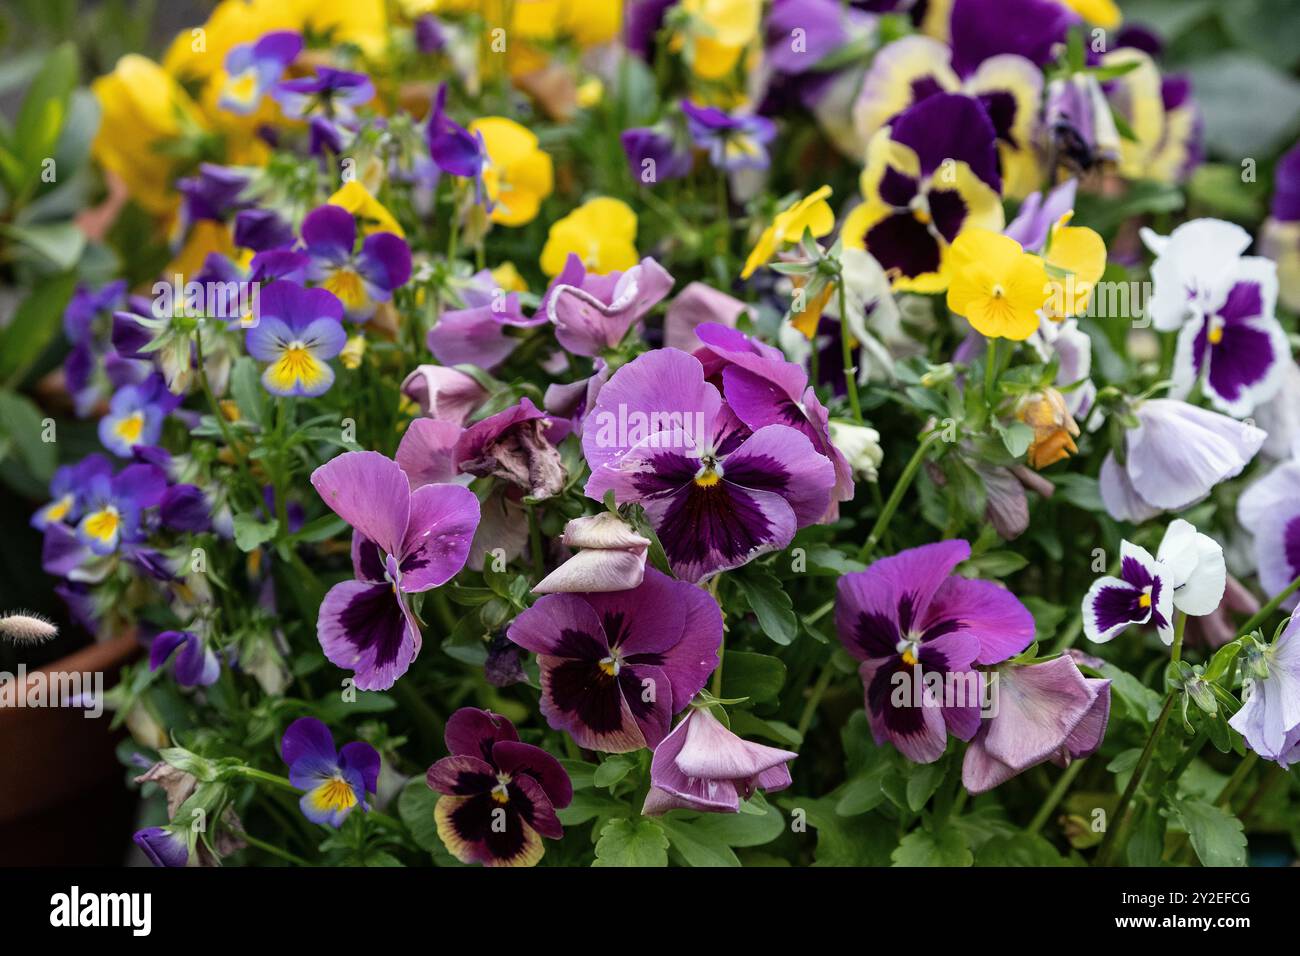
[0,634,140,865]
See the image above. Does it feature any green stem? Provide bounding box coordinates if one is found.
[1028,758,1086,834]
[803,598,834,628]
[858,430,941,561]
[236,830,310,866]
[1215,751,1258,809]
[1170,611,1186,665]
[1096,692,1175,866]
[233,767,299,793]
[837,276,863,424]
[194,328,259,509]
[1237,572,1300,638]
[984,338,1000,405]
[796,660,836,739]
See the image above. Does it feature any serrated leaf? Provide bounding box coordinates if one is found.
[1173,799,1247,867]
[232,513,279,552]
[593,818,669,867]
[891,826,973,867]
[397,778,443,853]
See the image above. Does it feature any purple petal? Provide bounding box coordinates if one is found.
[311,451,412,557]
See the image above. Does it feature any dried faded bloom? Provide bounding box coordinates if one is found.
[1016,388,1080,469]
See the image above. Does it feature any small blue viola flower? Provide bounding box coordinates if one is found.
[300,205,412,320]
[63,281,152,418]
[133,826,190,867]
[219,30,302,115]
[176,163,250,235]
[273,66,374,125]
[427,83,484,181]
[244,281,347,397]
[680,100,776,172]
[76,462,168,556]
[31,454,112,531]
[98,373,178,457]
[233,207,295,252]
[620,125,693,185]
[149,629,220,688]
[281,717,380,828]
[160,483,213,533]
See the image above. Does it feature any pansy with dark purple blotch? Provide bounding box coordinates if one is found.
[843,93,1004,292]
[541,253,674,357]
[299,204,411,320]
[835,540,1035,763]
[426,269,543,369]
[426,708,572,867]
[948,0,1080,78]
[272,66,374,125]
[1239,459,1300,612]
[311,451,479,690]
[507,569,722,752]
[31,454,112,531]
[583,348,836,583]
[219,30,302,115]
[281,717,380,827]
[680,100,776,172]
[1083,541,1175,645]
[150,629,220,688]
[244,281,347,397]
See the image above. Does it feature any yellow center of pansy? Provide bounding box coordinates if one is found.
[316,776,358,812]
[491,774,512,804]
[226,69,259,105]
[694,461,723,488]
[114,411,146,445]
[1207,319,1225,345]
[84,507,120,544]
[45,495,73,523]
[325,269,368,310]
[1139,589,1152,609]
[266,343,328,392]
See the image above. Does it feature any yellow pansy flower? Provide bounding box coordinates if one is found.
[1043,219,1106,320]
[741,186,836,279]
[1061,0,1121,29]
[471,117,555,227]
[676,0,761,80]
[945,229,1049,341]
[540,197,638,276]
[91,55,208,215]
[328,181,405,237]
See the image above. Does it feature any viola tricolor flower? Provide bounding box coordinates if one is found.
[843,93,1004,292]
[98,373,177,457]
[620,125,692,185]
[133,826,190,867]
[281,717,381,827]
[643,706,797,815]
[219,31,302,115]
[149,629,220,688]
[583,348,836,583]
[1238,458,1300,610]
[32,455,112,531]
[245,281,347,397]
[835,540,1035,763]
[272,66,374,125]
[1099,399,1266,520]
[681,100,776,172]
[541,253,674,357]
[76,462,167,556]
[1143,220,1286,416]
[426,708,572,867]
[1083,541,1175,645]
[1228,614,1300,767]
[311,451,479,690]
[506,569,722,752]
[299,204,412,320]
[426,83,484,181]
[963,655,1110,793]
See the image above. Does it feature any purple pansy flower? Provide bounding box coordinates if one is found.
[765,0,870,75]
[311,451,479,690]
[31,454,112,531]
[400,364,487,425]
[219,30,302,115]
[281,717,381,827]
[63,281,151,417]
[426,83,484,180]
[948,0,1080,78]
[692,322,854,520]
[299,204,411,320]
[620,125,692,185]
[1229,614,1300,767]
[233,207,296,251]
[160,483,213,533]
[149,629,220,688]
[1045,71,1122,174]
[680,100,776,172]
[1099,398,1266,522]
[75,461,167,555]
[1083,541,1175,645]
[133,826,190,867]
[835,540,1035,763]
[98,373,178,457]
[583,348,836,583]
[962,655,1110,793]
[506,568,723,752]
[176,164,251,235]
[272,66,374,125]
[244,281,347,397]
[642,706,797,815]
[426,270,543,369]
[541,253,674,357]
[426,708,572,867]
[1239,458,1300,611]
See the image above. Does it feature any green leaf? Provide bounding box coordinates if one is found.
[658,817,741,867]
[690,793,785,847]
[906,762,946,812]
[975,833,1069,866]
[735,565,798,645]
[994,420,1034,458]
[593,818,669,867]
[397,778,443,853]
[891,826,973,867]
[1172,799,1247,867]
[719,650,787,704]
[0,271,76,386]
[232,513,279,552]
[9,42,77,198]
[2,221,85,270]
[0,390,55,480]
[230,356,268,426]
[592,755,633,789]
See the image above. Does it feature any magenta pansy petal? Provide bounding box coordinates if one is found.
[397,482,479,591]
[311,451,411,556]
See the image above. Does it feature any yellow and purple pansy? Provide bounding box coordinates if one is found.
[218,30,302,115]
[281,717,381,828]
[244,281,347,397]
[299,204,412,321]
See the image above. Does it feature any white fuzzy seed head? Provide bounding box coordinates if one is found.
[0,610,58,644]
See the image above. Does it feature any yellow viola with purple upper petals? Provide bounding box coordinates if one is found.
[245,282,348,397]
[281,717,380,828]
